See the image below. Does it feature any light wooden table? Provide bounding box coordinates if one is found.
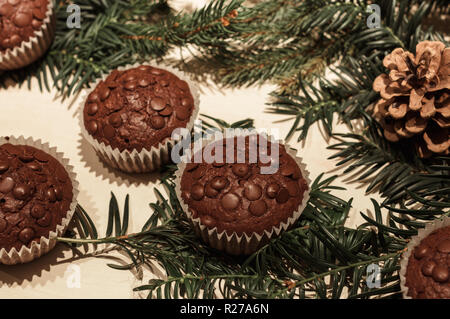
[0,67,381,298]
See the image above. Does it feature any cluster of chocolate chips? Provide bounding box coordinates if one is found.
[180,137,308,236]
[406,226,450,298]
[0,0,48,51]
[0,143,72,251]
[83,65,195,152]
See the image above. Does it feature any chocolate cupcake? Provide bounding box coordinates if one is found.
[400,217,450,299]
[80,63,199,173]
[0,0,55,70]
[0,136,78,265]
[175,133,310,255]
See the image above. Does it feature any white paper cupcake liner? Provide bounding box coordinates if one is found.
[0,136,79,265]
[0,1,56,70]
[399,216,450,299]
[174,131,311,255]
[79,63,200,173]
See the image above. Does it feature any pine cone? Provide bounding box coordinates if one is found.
[372,41,450,158]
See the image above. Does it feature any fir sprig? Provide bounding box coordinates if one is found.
[1,0,248,96]
[3,0,447,99]
[60,170,410,299]
[327,113,450,207]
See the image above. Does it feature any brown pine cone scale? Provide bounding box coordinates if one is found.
[372,41,450,158]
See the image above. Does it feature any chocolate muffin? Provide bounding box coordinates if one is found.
[0,143,73,252]
[0,0,49,52]
[83,65,196,153]
[179,135,309,237]
[404,225,450,299]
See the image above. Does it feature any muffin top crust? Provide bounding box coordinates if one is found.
[180,135,309,236]
[83,65,196,152]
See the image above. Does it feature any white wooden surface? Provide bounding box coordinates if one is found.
[0,67,382,298]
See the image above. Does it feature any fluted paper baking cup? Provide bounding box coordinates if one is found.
[0,136,79,265]
[399,216,450,299]
[174,131,311,255]
[79,63,200,173]
[0,1,55,70]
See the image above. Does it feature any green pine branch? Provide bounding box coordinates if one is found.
[1,0,249,96]
[3,0,447,98]
[60,169,410,299]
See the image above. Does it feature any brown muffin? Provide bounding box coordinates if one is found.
[179,135,309,236]
[0,0,49,52]
[405,225,450,299]
[0,143,73,252]
[83,65,196,153]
